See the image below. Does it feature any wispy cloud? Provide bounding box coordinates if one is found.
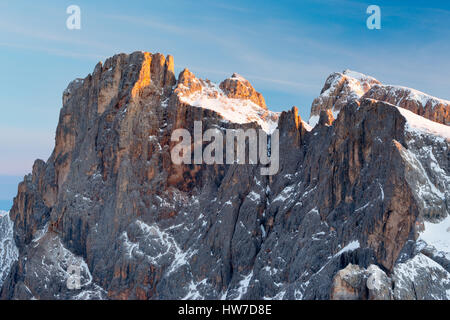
[101,13,189,35]
[0,19,112,51]
[0,41,104,60]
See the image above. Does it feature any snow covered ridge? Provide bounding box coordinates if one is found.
[374,84,450,110]
[396,106,450,141]
[308,69,450,128]
[177,77,280,134]
[340,69,450,109]
[341,70,379,85]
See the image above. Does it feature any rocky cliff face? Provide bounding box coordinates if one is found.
[1,52,449,300]
[0,211,18,289]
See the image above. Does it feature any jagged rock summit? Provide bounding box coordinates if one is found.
[1,51,449,300]
[176,68,278,133]
[219,72,267,109]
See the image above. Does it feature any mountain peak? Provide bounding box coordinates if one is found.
[310,70,450,127]
[175,69,277,133]
[219,73,266,109]
[309,70,380,127]
[229,72,248,82]
[342,69,379,83]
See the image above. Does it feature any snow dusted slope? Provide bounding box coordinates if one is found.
[419,214,450,260]
[393,253,450,299]
[0,214,105,299]
[177,73,280,133]
[0,211,18,288]
[396,106,450,141]
[16,231,107,300]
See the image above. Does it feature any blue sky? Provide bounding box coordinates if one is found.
[1,0,449,209]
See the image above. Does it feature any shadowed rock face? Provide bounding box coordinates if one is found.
[0,212,18,288]
[1,52,449,300]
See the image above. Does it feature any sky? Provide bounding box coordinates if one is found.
[0,0,449,209]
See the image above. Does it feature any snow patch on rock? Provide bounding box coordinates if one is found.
[121,220,197,275]
[419,214,450,259]
[336,240,360,256]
